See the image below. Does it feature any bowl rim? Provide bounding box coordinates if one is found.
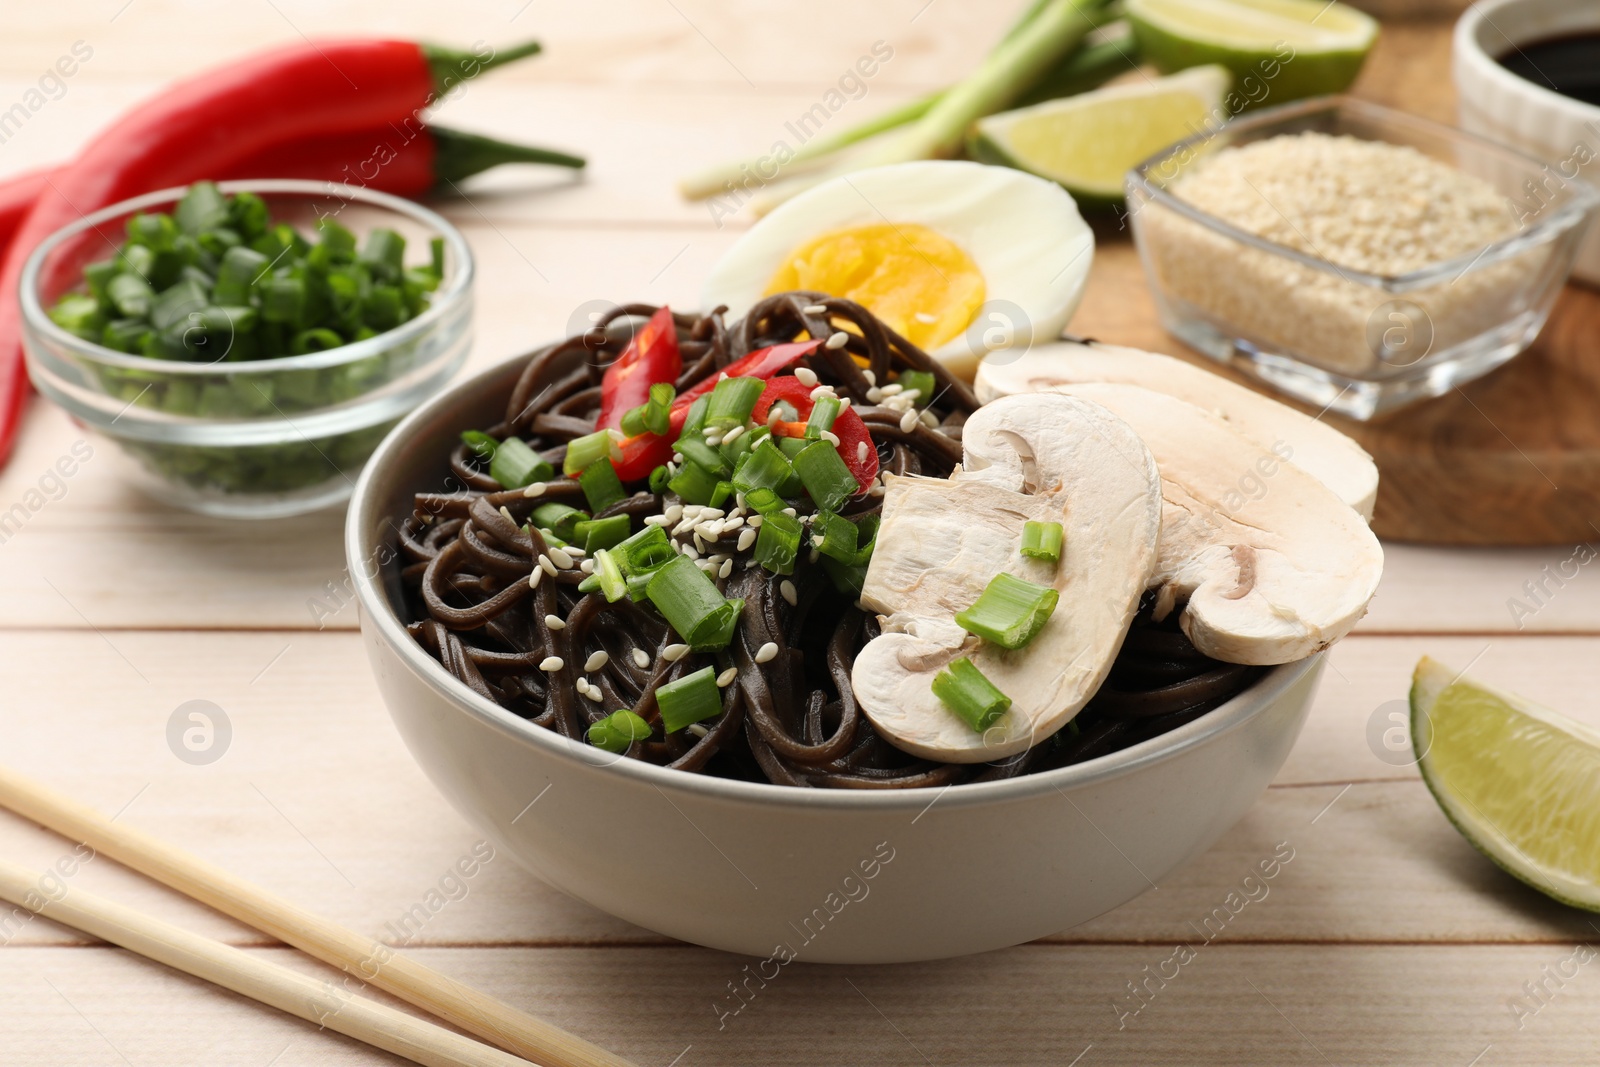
[1455,0,1600,126]
[1125,94,1600,293]
[20,179,475,378]
[347,346,1324,814]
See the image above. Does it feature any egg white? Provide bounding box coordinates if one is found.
[700,160,1095,381]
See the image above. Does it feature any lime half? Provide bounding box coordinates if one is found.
[970,65,1231,204]
[1412,656,1600,911]
[1127,0,1378,105]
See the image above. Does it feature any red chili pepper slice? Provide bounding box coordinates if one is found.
[753,376,879,492]
[611,339,822,482]
[596,306,679,432]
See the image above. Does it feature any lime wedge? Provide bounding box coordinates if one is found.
[1126,0,1378,104]
[970,66,1231,204]
[1412,656,1600,911]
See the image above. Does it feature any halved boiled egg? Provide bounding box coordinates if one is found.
[701,161,1094,381]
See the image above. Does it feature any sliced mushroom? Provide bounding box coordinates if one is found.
[852,393,1162,763]
[975,340,1378,520]
[1056,383,1384,666]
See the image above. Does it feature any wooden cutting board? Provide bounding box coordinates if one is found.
[1075,230,1600,546]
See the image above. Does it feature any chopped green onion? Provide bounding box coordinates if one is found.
[742,487,785,516]
[775,435,808,460]
[174,181,229,235]
[1020,520,1063,564]
[579,457,627,512]
[578,573,602,593]
[48,295,105,341]
[955,573,1059,650]
[648,465,671,495]
[731,439,794,494]
[461,430,498,460]
[898,370,937,403]
[804,395,842,440]
[531,502,588,542]
[667,460,721,506]
[821,555,869,595]
[593,548,628,602]
[625,381,677,438]
[563,429,620,475]
[674,436,730,478]
[791,440,859,512]
[83,259,118,302]
[489,437,553,489]
[646,555,744,651]
[932,658,1012,733]
[679,394,712,438]
[709,480,735,510]
[588,709,653,753]
[656,666,724,733]
[613,525,675,576]
[810,511,860,564]
[704,375,765,431]
[644,382,675,436]
[575,514,631,553]
[360,227,406,283]
[753,511,802,575]
[107,273,155,318]
[259,276,306,324]
[292,327,345,354]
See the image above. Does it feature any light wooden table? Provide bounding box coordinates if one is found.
[3,3,1597,1065]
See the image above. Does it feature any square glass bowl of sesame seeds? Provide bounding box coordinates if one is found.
[1125,96,1599,419]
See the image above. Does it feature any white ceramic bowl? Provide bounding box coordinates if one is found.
[1456,0,1600,285]
[347,347,1324,964]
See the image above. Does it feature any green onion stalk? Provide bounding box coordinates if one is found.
[677,0,1127,207]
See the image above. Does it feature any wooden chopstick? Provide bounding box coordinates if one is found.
[0,859,534,1067]
[0,766,633,1067]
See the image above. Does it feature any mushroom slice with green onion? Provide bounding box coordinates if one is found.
[1058,383,1384,666]
[975,340,1379,520]
[851,393,1162,763]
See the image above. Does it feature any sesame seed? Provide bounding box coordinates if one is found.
[522,482,547,498]
[701,521,723,541]
[632,648,650,669]
[755,642,778,664]
[781,507,797,517]
[794,367,819,387]
[682,543,700,560]
[801,303,828,315]
[686,723,710,738]
[529,567,543,589]
[862,369,876,386]
[900,389,921,403]
[822,431,841,446]
[747,515,764,528]
[549,547,575,570]
[539,656,564,672]
[809,548,820,564]
[500,506,517,525]
[575,678,590,696]
[719,559,733,579]
[780,579,798,606]
[880,383,904,396]
[900,409,920,433]
[700,508,725,520]
[858,441,870,464]
[663,644,689,662]
[738,528,757,551]
[705,434,723,447]
[914,312,937,324]
[723,515,744,530]
[809,384,835,401]
[865,387,884,403]
[767,407,783,427]
[921,409,939,428]
[693,532,706,553]
[721,424,746,445]
[717,667,738,687]
[825,331,849,350]
[583,685,603,702]
[664,504,684,523]
[580,559,596,573]
[539,554,559,577]
[544,614,566,630]
[708,553,730,565]
[644,514,668,526]
[565,545,586,558]
[837,396,852,410]
[584,650,609,672]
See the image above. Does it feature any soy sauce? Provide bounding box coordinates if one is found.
[1499,32,1600,108]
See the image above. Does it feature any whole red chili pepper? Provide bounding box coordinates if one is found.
[0,37,557,468]
[753,376,879,491]
[611,340,823,481]
[595,307,680,432]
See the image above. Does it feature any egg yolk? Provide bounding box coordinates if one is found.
[764,224,985,352]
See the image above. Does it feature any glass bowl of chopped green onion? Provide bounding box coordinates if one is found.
[21,179,473,518]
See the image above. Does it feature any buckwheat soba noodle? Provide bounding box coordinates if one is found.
[396,294,1258,788]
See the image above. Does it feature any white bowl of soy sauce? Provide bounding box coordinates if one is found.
[1456,0,1600,285]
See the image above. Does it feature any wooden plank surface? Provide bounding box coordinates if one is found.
[6,3,1597,1065]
